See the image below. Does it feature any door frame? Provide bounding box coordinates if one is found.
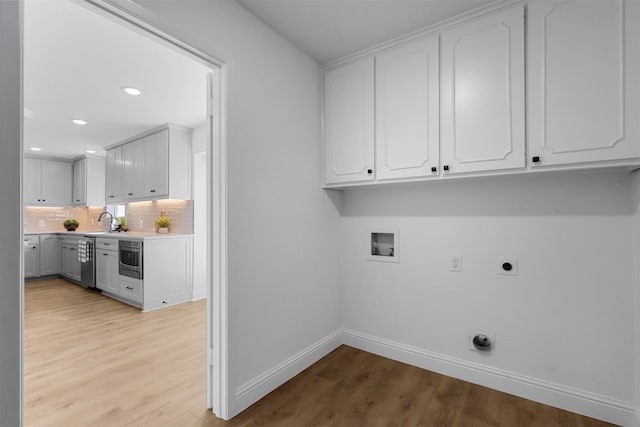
[74,0,229,418]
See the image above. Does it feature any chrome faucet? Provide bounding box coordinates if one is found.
[97,211,115,232]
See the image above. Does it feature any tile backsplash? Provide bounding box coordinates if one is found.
[24,206,105,233]
[124,199,193,234]
[24,199,193,234]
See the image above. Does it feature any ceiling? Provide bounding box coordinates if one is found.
[236,0,498,65]
[24,0,498,159]
[23,0,210,159]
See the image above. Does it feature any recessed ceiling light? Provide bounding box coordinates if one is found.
[72,119,88,126]
[29,147,42,152]
[121,86,142,96]
[86,149,97,154]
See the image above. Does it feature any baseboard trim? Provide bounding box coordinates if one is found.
[342,328,636,427]
[232,329,342,415]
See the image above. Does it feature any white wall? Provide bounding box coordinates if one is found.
[339,170,636,424]
[632,171,640,424]
[131,0,343,417]
[0,1,23,426]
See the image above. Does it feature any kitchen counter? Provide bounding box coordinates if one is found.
[25,231,193,240]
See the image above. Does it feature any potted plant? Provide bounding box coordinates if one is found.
[155,215,171,234]
[63,219,79,231]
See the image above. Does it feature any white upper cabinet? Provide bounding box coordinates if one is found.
[375,35,439,180]
[142,130,169,198]
[105,147,123,202]
[24,157,72,205]
[73,156,105,206]
[122,140,144,201]
[323,57,375,185]
[528,0,640,166]
[440,5,525,175]
[106,124,192,202]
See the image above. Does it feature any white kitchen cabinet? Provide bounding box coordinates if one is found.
[440,5,525,175]
[375,35,439,180]
[528,0,640,167]
[96,248,119,295]
[143,235,193,311]
[105,147,123,202]
[122,140,144,201]
[72,158,86,205]
[323,57,375,185]
[23,236,39,279]
[120,276,143,305]
[24,157,72,205]
[73,156,105,206]
[60,237,81,282]
[142,130,169,198]
[39,234,59,276]
[106,124,193,201]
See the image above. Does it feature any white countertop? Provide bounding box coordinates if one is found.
[25,231,193,240]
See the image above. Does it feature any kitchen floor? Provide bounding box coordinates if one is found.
[24,279,615,426]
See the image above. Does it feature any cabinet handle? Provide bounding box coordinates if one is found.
[103,253,108,256]
[532,156,541,163]
[109,195,115,198]
[75,199,80,202]
[150,189,156,193]
[367,169,373,174]
[443,165,450,171]
[128,193,134,196]
[126,286,133,290]
[431,167,437,173]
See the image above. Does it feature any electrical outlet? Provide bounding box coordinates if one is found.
[38,220,45,227]
[138,219,144,228]
[469,329,495,355]
[449,255,462,272]
[498,257,518,276]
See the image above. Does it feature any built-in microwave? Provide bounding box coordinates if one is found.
[119,239,143,279]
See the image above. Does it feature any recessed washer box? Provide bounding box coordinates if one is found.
[367,230,399,263]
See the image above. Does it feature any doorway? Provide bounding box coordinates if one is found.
[21,0,227,421]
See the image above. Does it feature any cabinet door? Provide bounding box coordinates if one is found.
[122,141,143,200]
[72,158,86,205]
[96,249,119,294]
[375,36,439,180]
[528,0,640,166]
[324,57,375,185]
[24,158,42,204]
[39,235,59,276]
[120,276,143,304]
[41,160,72,205]
[62,244,81,282]
[23,238,39,278]
[105,147,123,202]
[142,130,169,198]
[441,6,525,174]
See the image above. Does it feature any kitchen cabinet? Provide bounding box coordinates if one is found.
[143,235,193,311]
[120,276,143,305]
[105,147,123,202]
[24,157,72,205]
[106,124,193,202]
[60,237,81,282]
[375,35,439,180]
[142,129,169,198]
[39,234,60,276]
[122,140,144,201]
[440,5,525,175]
[528,0,640,167]
[23,236,39,279]
[323,57,375,185]
[96,249,119,295]
[73,156,105,206]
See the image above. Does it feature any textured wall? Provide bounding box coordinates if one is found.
[24,206,105,233]
[124,199,193,234]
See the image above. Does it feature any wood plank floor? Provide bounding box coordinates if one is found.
[25,278,615,426]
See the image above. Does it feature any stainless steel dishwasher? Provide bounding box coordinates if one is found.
[78,237,96,288]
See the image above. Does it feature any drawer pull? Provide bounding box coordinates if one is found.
[126,286,134,290]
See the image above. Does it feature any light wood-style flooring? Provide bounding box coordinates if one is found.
[25,278,615,426]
